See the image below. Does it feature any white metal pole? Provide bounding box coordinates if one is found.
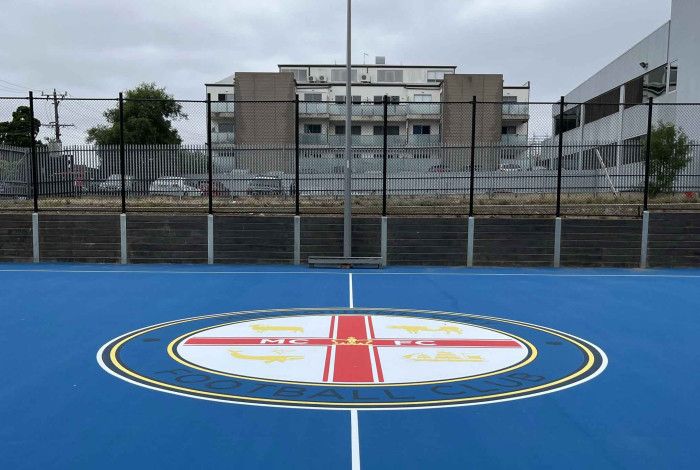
[343,0,353,258]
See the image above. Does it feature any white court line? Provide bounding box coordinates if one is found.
[327,316,339,382]
[349,273,354,308]
[350,409,361,470]
[364,315,379,383]
[348,273,361,470]
[1,268,700,279]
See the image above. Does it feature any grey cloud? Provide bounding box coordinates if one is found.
[1,0,672,101]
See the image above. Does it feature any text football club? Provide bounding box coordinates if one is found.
[98,308,607,409]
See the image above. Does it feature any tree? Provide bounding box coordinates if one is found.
[647,122,691,196]
[0,106,41,147]
[87,83,186,145]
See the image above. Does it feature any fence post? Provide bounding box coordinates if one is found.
[28,91,39,213]
[556,96,565,217]
[295,95,300,216]
[643,97,654,211]
[118,92,126,213]
[206,93,213,215]
[469,96,477,217]
[467,97,477,267]
[206,94,214,264]
[382,95,388,216]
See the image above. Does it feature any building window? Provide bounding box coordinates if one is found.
[643,65,667,101]
[412,125,431,135]
[352,95,362,104]
[377,69,404,83]
[284,68,308,83]
[501,126,517,135]
[373,125,400,135]
[584,89,618,124]
[414,94,432,102]
[331,69,359,82]
[427,70,452,82]
[669,61,678,92]
[503,96,518,103]
[304,93,322,102]
[374,95,383,104]
[335,96,346,104]
[554,105,581,135]
[218,123,234,133]
[335,125,361,135]
[304,124,322,134]
[218,93,234,101]
[626,64,670,107]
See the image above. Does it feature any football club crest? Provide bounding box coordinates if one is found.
[98,308,607,409]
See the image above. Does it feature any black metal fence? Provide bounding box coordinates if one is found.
[1,94,699,217]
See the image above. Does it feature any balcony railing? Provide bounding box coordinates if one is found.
[211,131,235,144]
[406,103,441,115]
[502,102,529,117]
[299,134,328,145]
[407,134,440,146]
[299,134,441,147]
[500,134,528,146]
[298,103,442,117]
[211,101,235,113]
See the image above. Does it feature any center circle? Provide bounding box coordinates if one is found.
[98,308,607,409]
[173,314,531,385]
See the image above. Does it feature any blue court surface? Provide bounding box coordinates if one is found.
[1,264,699,469]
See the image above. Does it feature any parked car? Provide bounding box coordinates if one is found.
[246,176,283,196]
[498,163,523,172]
[198,181,231,197]
[98,174,133,192]
[149,177,203,197]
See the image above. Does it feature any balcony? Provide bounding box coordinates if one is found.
[298,103,442,118]
[502,102,529,119]
[406,103,441,116]
[299,134,328,145]
[300,134,441,147]
[211,131,235,144]
[211,101,235,114]
[328,103,385,117]
[299,101,441,118]
[500,134,528,146]
[407,134,440,147]
[298,102,329,115]
[327,135,384,147]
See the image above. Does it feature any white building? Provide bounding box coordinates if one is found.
[553,0,700,170]
[206,58,530,155]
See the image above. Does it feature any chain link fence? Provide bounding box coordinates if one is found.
[1,95,699,217]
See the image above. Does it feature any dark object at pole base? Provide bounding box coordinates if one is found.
[308,256,383,268]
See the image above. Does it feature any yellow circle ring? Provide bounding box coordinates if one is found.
[101,308,604,409]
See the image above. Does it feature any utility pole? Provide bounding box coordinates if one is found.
[41,89,73,143]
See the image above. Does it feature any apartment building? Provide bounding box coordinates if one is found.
[552,0,700,170]
[205,59,530,170]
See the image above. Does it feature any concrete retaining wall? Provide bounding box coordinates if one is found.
[648,212,700,267]
[561,218,642,267]
[0,213,32,262]
[2,212,700,268]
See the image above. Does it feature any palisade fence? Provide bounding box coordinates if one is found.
[1,94,699,217]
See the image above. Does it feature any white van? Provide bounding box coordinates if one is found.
[148,177,203,197]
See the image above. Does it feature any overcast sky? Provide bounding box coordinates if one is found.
[0,0,672,102]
